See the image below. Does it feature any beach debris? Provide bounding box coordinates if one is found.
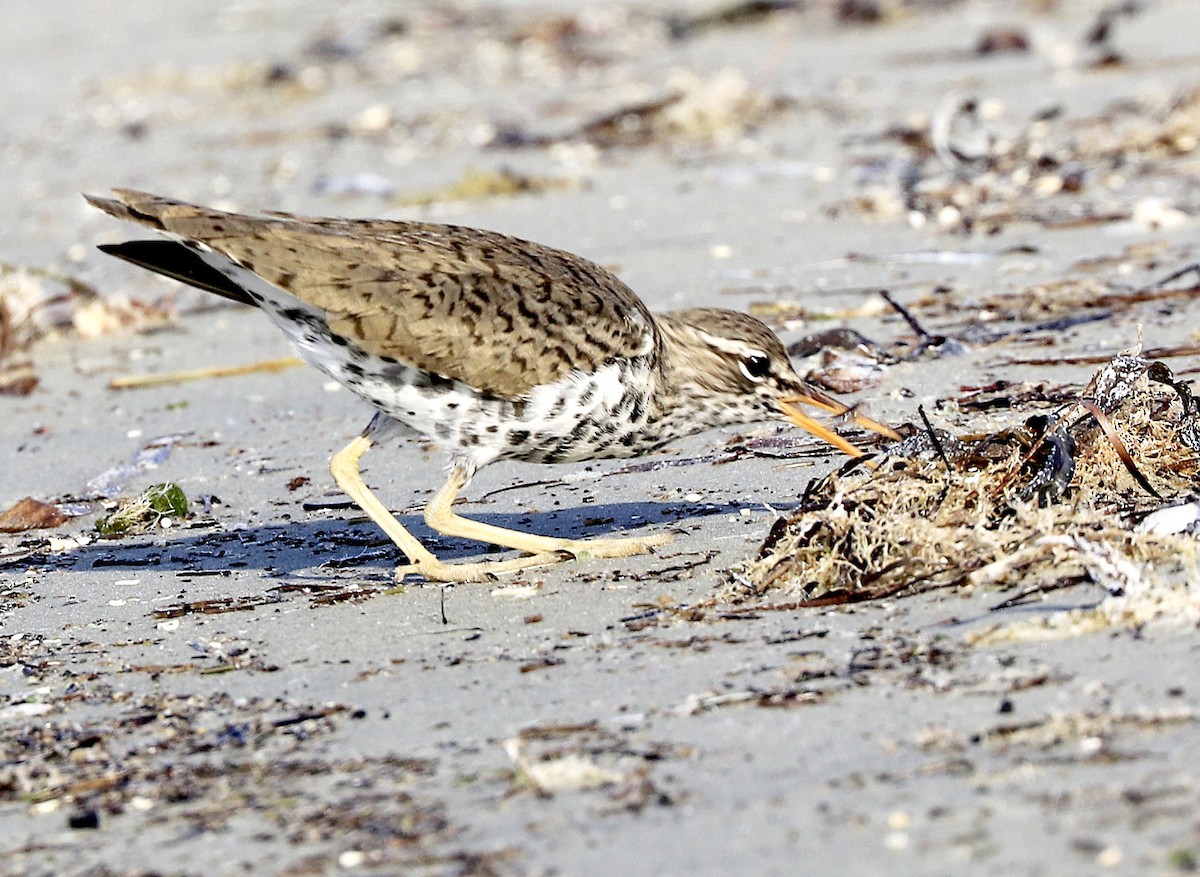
[665,1,804,40]
[1,259,176,395]
[0,263,113,395]
[0,360,37,396]
[96,483,189,537]
[0,262,106,350]
[70,293,174,339]
[974,26,1029,56]
[755,260,1200,379]
[0,497,69,533]
[806,346,891,394]
[786,327,893,393]
[845,74,1200,235]
[394,166,570,207]
[734,352,1200,629]
[108,356,303,390]
[85,433,191,500]
[1137,500,1200,537]
[495,68,787,151]
[502,722,678,808]
[152,594,282,619]
[503,738,626,795]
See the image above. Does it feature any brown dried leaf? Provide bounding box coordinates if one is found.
[0,496,69,532]
[0,361,38,396]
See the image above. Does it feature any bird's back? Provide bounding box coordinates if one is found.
[87,190,657,399]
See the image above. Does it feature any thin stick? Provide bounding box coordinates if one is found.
[879,288,932,340]
[108,356,304,389]
[1001,343,1200,367]
[918,404,954,510]
[1079,399,1162,499]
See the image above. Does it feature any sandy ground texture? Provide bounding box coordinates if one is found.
[4,1,1200,875]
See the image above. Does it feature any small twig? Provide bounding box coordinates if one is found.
[918,404,953,509]
[879,289,932,340]
[1134,262,1200,295]
[108,356,304,389]
[988,577,1087,611]
[962,310,1113,344]
[1093,283,1200,310]
[1000,343,1200,367]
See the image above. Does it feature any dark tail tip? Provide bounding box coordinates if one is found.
[96,240,257,307]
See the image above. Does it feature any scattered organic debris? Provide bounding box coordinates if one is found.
[0,360,37,396]
[974,25,1029,56]
[1,259,175,394]
[395,167,571,207]
[70,293,174,339]
[96,483,189,537]
[665,1,804,40]
[0,497,69,533]
[967,266,1200,329]
[1,261,104,351]
[1,264,88,395]
[846,76,1200,235]
[502,722,678,809]
[495,68,788,151]
[734,352,1200,629]
[790,327,894,393]
[108,355,303,390]
[754,261,1200,402]
[153,594,282,618]
[1002,343,1200,368]
[919,706,1195,756]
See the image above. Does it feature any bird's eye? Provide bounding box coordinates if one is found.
[739,354,771,382]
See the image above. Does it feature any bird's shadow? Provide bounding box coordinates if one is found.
[38,498,754,580]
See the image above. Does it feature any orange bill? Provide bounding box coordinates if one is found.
[780,388,901,460]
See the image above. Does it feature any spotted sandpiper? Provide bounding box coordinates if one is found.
[86,190,897,583]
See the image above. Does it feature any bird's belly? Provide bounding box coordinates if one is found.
[262,298,661,466]
[498,362,662,464]
[358,360,661,466]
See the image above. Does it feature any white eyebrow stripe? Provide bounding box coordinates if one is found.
[693,329,765,359]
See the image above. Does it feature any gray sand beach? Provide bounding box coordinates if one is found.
[4,2,1200,874]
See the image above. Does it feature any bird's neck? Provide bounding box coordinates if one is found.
[643,315,738,438]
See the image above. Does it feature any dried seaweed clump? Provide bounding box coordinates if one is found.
[96,483,189,536]
[735,354,1200,622]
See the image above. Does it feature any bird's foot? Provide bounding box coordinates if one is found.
[394,550,572,584]
[547,530,675,561]
[393,531,674,583]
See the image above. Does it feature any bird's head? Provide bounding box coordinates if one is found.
[655,308,897,457]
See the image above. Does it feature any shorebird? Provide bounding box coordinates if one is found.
[87,190,897,582]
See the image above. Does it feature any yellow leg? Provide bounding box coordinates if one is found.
[330,434,567,583]
[422,463,673,561]
[330,434,437,566]
[329,434,669,584]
